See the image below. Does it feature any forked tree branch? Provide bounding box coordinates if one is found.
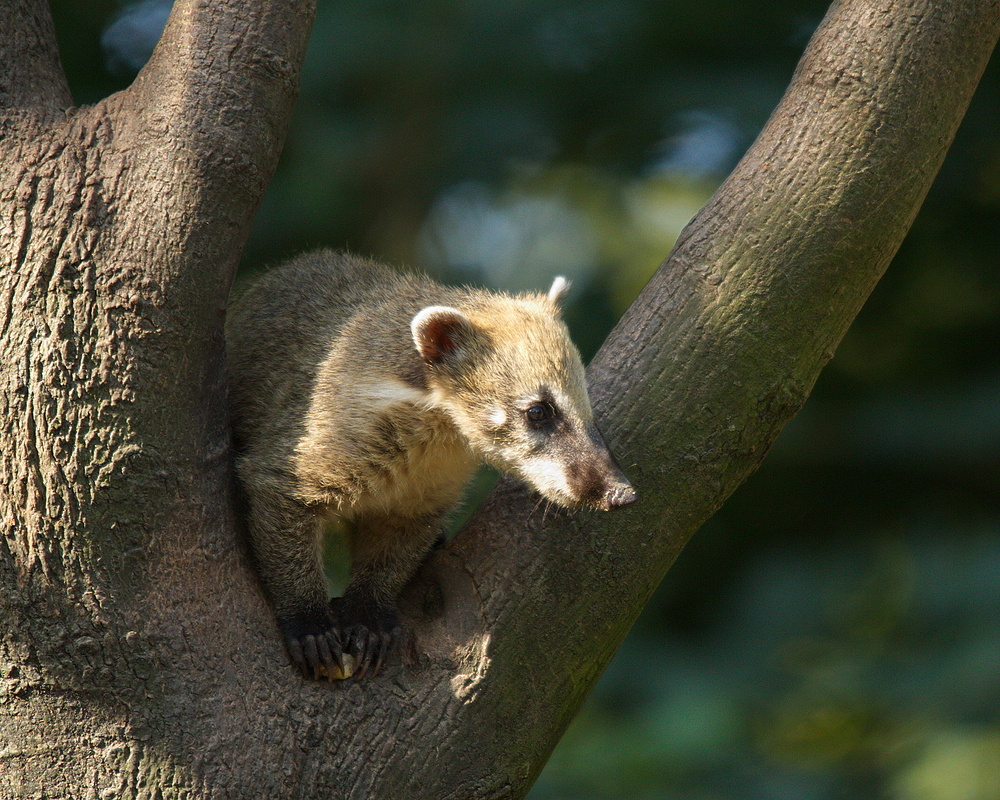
[0,1,998,798]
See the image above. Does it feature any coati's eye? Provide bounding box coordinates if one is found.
[526,405,547,422]
[524,402,556,428]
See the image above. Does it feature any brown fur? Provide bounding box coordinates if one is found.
[226,250,635,680]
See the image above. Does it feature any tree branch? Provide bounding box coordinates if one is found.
[1,3,314,795]
[2,0,998,798]
[381,0,1000,795]
[0,0,71,110]
[111,0,316,301]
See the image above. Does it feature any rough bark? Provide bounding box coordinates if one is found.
[0,1,997,799]
[1,0,316,796]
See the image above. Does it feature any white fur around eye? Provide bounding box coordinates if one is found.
[522,456,573,501]
[487,406,506,427]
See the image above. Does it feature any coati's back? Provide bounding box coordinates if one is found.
[226,250,426,452]
[226,250,636,680]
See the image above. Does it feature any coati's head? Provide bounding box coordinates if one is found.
[411,277,637,511]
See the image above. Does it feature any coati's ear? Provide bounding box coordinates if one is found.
[411,306,473,363]
[546,276,571,309]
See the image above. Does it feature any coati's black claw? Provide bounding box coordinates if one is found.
[286,636,307,676]
[291,631,345,681]
[333,599,400,679]
[344,626,368,680]
[315,633,342,681]
[278,611,344,680]
[369,628,395,677]
[343,624,398,680]
[303,635,322,679]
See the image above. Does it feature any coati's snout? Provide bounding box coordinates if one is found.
[472,399,638,512]
[557,424,638,511]
[567,465,637,510]
[601,482,639,509]
[511,429,637,511]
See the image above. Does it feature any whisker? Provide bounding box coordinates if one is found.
[529,494,546,520]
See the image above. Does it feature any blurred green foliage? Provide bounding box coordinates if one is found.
[49,1,1000,797]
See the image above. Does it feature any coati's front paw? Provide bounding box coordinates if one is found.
[277,609,347,681]
[331,598,401,680]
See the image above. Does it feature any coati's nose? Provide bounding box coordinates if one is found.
[601,482,638,510]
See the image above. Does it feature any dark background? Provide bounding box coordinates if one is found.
[50,1,1000,797]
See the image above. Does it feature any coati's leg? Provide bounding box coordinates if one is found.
[242,484,343,680]
[336,512,445,678]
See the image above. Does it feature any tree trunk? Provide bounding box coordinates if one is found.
[1,0,997,798]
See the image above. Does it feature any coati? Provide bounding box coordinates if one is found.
[226,249,637,681]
